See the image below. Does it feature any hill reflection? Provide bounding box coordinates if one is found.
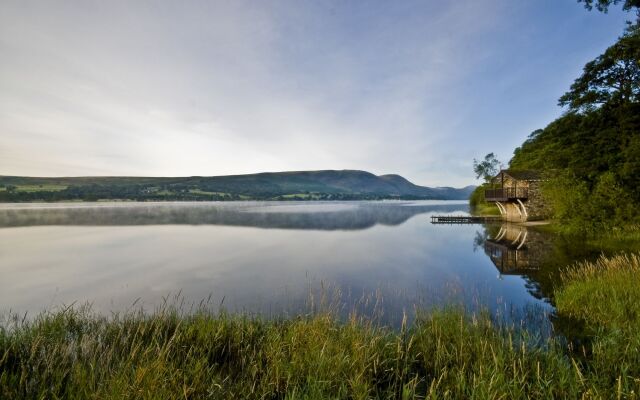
[0,201,469,230]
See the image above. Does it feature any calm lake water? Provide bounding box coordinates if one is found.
[0,201,597,327]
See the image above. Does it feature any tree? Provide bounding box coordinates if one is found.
[473,153,502,183]
[578,0,640,13]
[558,25,640,113]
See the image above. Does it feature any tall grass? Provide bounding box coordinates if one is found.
[586,225,640,252]
[2,253,640,398]
[554,253,640,396]
[0,307,579,399]
[556,253,640,328]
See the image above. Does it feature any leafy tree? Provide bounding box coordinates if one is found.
[558,25,640,113]
[542,171,635,234]
[489,0,640,233]
[473,153,502,183]
[541,173,591,232]
[508,19,640,232]
[578,0,640,13]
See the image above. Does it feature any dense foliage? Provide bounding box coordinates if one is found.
[578,0,640,15]
[469,184,500,215]
[558,26,640,113]
[472,153,502,183]
[508,24,640,233]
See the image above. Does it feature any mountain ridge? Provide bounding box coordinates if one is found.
[0,170,476,201]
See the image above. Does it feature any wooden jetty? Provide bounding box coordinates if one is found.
[430,215,502,224]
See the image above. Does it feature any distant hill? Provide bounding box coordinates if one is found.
[0,170,475,202]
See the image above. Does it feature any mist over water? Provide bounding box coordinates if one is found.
[0,201,559,328]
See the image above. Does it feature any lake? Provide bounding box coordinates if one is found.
[0,200,594,328]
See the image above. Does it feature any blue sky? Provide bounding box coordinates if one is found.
[0,0,631,186]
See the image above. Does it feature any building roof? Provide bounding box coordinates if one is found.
[493,169,542,182]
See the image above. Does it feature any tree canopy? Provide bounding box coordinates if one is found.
[473,153,502,183]
[468,0,640,232]
[508,21,640,232]
[559,25,640,113]
[578,0,640,13]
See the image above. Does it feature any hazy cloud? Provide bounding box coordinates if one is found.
[0,0,629,185]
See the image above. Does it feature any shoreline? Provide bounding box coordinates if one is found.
[3,253,639,398]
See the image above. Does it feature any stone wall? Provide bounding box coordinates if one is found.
[524,181,552,221]
[493,179,550,222]
[499,175,529,191]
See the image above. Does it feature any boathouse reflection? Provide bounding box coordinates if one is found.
[482,223,554,282]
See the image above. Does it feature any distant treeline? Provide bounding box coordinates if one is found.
[0,184,445,202]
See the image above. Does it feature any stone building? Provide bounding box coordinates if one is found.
[484,170,549,222]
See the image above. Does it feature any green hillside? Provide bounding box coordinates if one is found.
[0,170,475,202]
[505,23,640,232]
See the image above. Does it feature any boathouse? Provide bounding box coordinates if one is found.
[484,170,548,222]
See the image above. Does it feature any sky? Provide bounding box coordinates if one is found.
[0,1,632,187]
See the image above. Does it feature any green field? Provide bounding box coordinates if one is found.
[188,189,231,196]
[0,184,68,192]
[17,184,67,192]
[281,193,315,199]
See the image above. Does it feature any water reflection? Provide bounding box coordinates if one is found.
[0,201,467,230]
[472,222,622,343]
[479,224,556,302]
[484,224,556,275]
[476,222,606,304]
[0,201,575,332]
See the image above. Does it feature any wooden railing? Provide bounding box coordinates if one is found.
[484,187,528,201]
[430,215,502,224]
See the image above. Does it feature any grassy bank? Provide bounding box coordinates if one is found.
[2,254,640,399]
[533,223,640,253]
[468,184,500,216]
[554,253,640,396]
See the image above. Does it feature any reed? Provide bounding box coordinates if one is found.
[554,253,640,396]
[1,253,640,399]
[557,253,640,327]
[0,307,578,399]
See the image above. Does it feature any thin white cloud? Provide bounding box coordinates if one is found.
[0,1,629,185]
